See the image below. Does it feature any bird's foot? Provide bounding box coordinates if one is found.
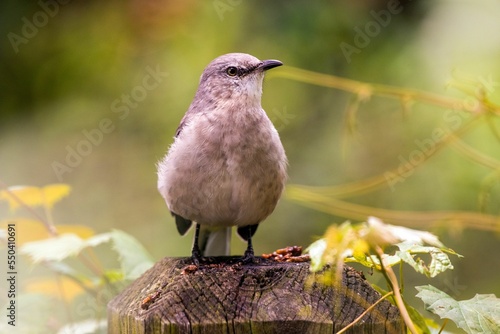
[240,249,257,264]
[191,247,202,266]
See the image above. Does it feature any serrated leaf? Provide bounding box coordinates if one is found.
[21,234,85,262]
[109,229,154,280]
[364,216,443,248]
[396,242,458,277]
[345,253,402,270]
[416,285,500,334]
[20,230,153,279]
[20,232,112,263]
[371,284,435,334]
[86,232,113,247]
[42,184,71,208]
[0,184,71,210]
[427,250,454,277]
[306,217,461,279]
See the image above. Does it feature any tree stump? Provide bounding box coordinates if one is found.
[108,257,403,333]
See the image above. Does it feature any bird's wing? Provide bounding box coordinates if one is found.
[174,107,197,138]
[174,117,187,137]
[237,224,259,241]
[168,109,197,233]
[172,213,193,235]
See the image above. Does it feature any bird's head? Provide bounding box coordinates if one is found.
[196,53,282,105]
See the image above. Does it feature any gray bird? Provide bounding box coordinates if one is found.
[157,53,287,263]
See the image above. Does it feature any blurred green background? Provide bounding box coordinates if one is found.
[1,0,500,330]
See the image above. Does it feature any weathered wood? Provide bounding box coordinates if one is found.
[108,257,403,334]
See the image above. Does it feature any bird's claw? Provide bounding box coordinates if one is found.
[240,249,257,264]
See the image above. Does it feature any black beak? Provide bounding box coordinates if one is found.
[260,59,283,71]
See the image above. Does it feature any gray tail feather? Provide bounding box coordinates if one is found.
[198,227,231,256]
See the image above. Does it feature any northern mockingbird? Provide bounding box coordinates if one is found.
[157,53,287,263]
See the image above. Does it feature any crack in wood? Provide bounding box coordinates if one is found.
[108,257,404,333]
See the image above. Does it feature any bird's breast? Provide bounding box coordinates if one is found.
[159,107,286,227]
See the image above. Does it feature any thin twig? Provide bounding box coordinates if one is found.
[272,66,492,113]
[337,291,394,334]
[287,113,483,200]
[285,188,500,232]
[438,318,449,334]
[0,180,58,236]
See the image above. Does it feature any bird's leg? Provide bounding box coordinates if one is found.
[241,226,255,264]
[191,223,202,265]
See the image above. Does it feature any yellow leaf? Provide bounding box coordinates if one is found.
[25,277,87,302]
[42,184,71,209]
[0,219,51,245]
[352,239,369,257]
[0,220,94,245]
[0,186,43,210]
[0,184,71,210]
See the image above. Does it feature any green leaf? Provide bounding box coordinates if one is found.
[396,242,459,277]
[306,238,327,272]
[305,221,370,274]
[20,234,85,262]
[405,302,433,334]
[416,285,500,334]
[102,269,125,284]
[372,284,437,334]
[20,233,112,263]
[306,217,461,279]
[345,252,402,270]
[20,230,153,280]
[86,232,113,247]
[109,229,154,280]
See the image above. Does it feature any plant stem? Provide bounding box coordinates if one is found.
[438,318,449,334]
[0,180,58,236]
[375,246,418,334]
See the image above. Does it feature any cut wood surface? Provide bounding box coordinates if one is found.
[108,257,403,334]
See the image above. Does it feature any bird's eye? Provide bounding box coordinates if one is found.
[226,66,238,76]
